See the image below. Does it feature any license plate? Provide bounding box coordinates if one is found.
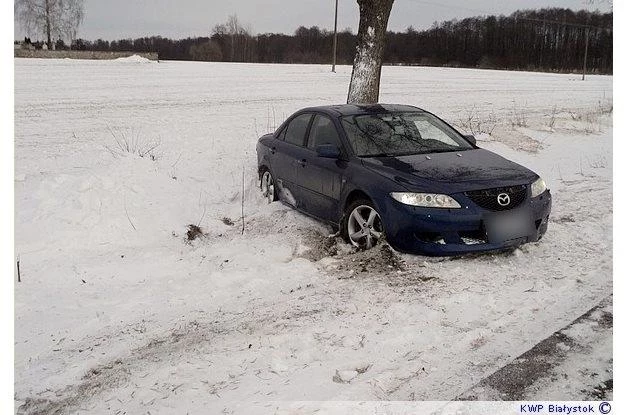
[485,210,532,243]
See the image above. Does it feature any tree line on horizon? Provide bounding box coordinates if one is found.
[55,8,611,74]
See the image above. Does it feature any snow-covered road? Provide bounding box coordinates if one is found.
[14,59,612,413]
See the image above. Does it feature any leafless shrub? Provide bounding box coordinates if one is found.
[264,105,289,133]
[104,126,161,160]
[596,98,614,115]
[240,167,246,235]
[454,106,497,135]
[569,110,581,121]
[578,156,585,176]
[510,101,528,128]
[196,192,208,227]
[266,105,278,132]
[168,152,182,180]
[183,194,210,243]
[588,155,607,169]
[547,105,557,130]
[582,112,600,134]
[567,99,612,134]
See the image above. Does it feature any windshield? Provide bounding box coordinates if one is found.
[341,112,473,157]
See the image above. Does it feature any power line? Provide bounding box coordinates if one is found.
[405,0,495,16]
[514,16,612,31]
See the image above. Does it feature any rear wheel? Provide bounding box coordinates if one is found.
[260,169,277,203]
[342,199,384,249]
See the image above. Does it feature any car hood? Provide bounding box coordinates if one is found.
[361,149,538,193]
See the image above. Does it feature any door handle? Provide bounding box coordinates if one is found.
[297,159,307,167]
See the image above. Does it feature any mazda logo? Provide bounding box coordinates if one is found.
[497,193,510,206]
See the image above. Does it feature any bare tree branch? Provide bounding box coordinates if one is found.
[15,0,84,48]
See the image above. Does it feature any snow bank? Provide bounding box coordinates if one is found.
[114,54,154,63]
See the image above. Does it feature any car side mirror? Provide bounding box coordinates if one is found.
[316,144,341,159]
[464,134,477,146]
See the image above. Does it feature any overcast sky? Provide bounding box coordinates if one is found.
[15,0,612,41]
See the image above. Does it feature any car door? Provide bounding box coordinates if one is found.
[270,112,313,208]
[296,114,347,222]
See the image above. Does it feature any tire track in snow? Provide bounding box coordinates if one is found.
[16,300,331,414]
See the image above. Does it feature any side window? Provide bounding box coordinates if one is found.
[276,126,287,140]
[284,113,312,147]
[307,115,342,150]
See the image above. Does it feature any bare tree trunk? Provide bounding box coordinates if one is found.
[230,35,234,61]
[347,0,394,104]
[45,0,52,49]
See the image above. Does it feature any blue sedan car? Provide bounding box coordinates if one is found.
[256,104,551,256]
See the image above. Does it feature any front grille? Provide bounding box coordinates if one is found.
[465,185,527,211]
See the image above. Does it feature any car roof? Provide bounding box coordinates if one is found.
[299,103,426,117]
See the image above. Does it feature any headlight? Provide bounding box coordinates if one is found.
[390,192,461,208]
[530,177,547,197]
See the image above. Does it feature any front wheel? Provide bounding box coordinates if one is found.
[260,169,277,203]
[342,199,384,249]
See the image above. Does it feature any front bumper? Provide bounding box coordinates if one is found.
[382,190,552,256]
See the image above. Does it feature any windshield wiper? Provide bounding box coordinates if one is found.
[360,152,396,158]
[424,148,460,154]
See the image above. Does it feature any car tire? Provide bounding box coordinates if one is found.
[260,169,278,203]
[342,199,384,250]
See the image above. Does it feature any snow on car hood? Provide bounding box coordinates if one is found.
[361,149,538,192]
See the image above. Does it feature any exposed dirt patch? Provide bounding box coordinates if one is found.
[298,229,339,262]
[185,224,204,241]
[596,311,613,329]
[221,217,234,226]
[294,230,436,286]
[586,378,613,400]
[553,214,576,224]
[333,242,406,278]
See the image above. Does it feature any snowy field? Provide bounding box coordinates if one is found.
[14,58,612,413]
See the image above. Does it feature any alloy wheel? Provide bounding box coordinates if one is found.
[260,171,276,202]
[347,204,383,249]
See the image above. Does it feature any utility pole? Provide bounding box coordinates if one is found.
[582,27,589,81]
[332,0,338,72]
